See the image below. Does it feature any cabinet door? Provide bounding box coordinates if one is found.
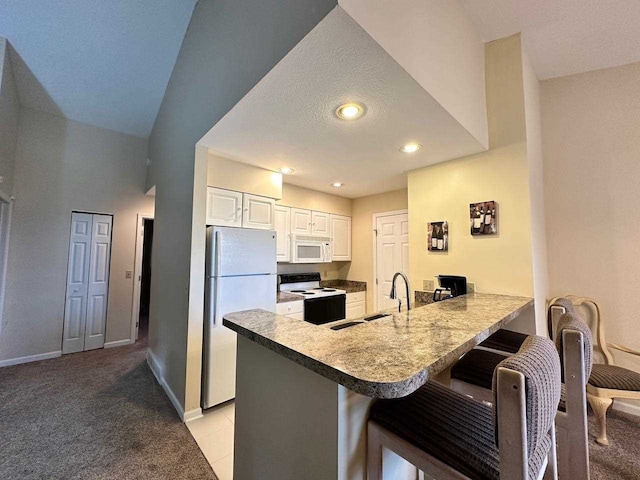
[330,214,352,261]
[291,208,312,235]
[346,301,366,320]
[311,211,331,236]
[274,205,291,262]
[242,194,275,230]
[206,187,243,227]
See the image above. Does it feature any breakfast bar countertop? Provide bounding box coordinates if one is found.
[223,293,533,398]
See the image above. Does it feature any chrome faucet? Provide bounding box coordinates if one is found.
[389,272,411,312]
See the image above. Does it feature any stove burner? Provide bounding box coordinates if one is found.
[290,290,307,293]
[322,288,337,292]
[301,292,315,295]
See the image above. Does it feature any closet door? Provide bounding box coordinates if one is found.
[62,213,93,354]
[84,215,112,350]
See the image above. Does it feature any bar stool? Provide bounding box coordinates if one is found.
[367,335,561,480]
[449,310,593,479]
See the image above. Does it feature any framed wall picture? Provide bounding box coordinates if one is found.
[427,221,448,251]
[470,201,497,235]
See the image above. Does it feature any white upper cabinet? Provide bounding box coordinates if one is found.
[274,205,291,262]
[206,187,243,227]
[242,194,275,230]
[291,208,312,235]
[331,214,352,261]
[311,211,331,236]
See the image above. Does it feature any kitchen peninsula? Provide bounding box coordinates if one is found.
[224,293,533,480]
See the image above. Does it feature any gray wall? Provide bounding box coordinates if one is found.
[0,108,154,362]
[147,0,337,413]
[0,38,19,195]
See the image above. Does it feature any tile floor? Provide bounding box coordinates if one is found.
[187,401,235,480]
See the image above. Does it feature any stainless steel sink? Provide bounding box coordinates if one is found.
[364,313,391,322]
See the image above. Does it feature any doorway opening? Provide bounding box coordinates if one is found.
[131,215,154,343]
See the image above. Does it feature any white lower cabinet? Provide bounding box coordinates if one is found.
[276,300,304,320]
[346,291,366,320]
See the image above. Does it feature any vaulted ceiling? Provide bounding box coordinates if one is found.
[0,0,196,137]
[460,0,640,80]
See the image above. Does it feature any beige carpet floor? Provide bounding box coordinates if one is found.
[588,406,640,479]
[1,333,639,479]
[0,336,216,480]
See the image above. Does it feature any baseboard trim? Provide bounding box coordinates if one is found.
[104,339,132,349]
[613,400,640,417]
[146,349,186,422]
[184,407,204,423]
[0,350,62,368]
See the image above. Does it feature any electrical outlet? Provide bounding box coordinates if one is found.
[467,282,475,293]
[423,279,435,291]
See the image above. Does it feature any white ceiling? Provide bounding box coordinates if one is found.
[460,0,640,80]
[0,0,196,137]
[199,7,485,199]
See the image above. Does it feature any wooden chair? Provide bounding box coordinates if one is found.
[449,305,593,479]
[367,336,561,480]
[550,295,640,446]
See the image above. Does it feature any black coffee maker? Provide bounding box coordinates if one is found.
[433,275,467,302]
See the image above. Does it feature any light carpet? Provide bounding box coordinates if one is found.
[0,338,216,480]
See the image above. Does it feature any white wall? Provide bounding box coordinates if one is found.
[542,62,640,391]
[338,0,488,148]
[0,37,19,195]
[522,46,549,335]
[146,0,338,416]
[0,108,154,363]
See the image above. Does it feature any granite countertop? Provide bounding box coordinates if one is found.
[224,293,533,399]
[320,279,366,293]
[277,291,304,304]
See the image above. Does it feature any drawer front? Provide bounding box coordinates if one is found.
[346,291,366,304]
[276,300,304,315]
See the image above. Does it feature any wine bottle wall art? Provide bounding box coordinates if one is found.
[427,221,448,251]
[470,201,497,235]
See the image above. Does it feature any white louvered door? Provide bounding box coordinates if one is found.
[62,213,113,354]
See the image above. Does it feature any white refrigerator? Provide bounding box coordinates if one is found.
[203,226,277,409]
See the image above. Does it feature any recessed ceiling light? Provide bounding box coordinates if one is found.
[279,167,295,175]
[331,182,345,188]
[400,143,422,154]
[335,102,365,121]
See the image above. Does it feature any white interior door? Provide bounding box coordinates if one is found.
[84,214,112,350]
[62,213,93,354]
[375,212,409,311]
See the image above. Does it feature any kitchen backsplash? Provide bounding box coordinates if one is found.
[277,261,351,280]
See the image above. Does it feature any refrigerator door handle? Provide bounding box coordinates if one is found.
[214,230,222,280]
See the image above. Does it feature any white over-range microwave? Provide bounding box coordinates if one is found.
[291,235,332,263]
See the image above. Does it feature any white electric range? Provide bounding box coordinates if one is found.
[279,273,346,325]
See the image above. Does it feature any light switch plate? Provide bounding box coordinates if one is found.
[467,282,475,293]
[423,279,435,291]
[125,270,132,279]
